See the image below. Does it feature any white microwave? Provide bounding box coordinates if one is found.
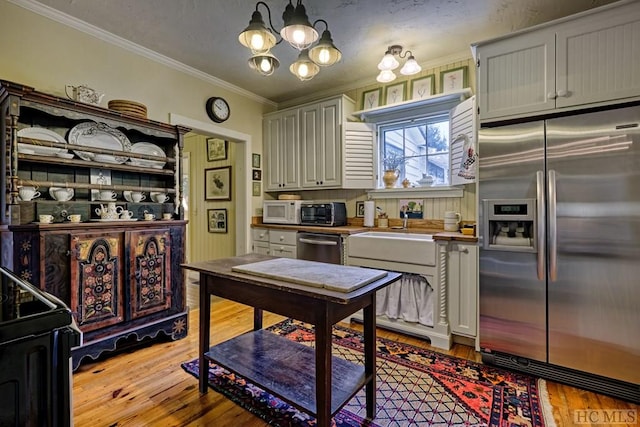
[263,200,303,224]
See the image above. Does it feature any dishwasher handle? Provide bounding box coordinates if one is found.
[298,238,338,246]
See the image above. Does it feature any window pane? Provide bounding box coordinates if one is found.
[379,114,450,188]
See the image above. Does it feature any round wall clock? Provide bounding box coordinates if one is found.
[205,97,230,123]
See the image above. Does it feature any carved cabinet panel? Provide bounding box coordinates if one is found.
[128,228,172,319]
[70,232,125,333]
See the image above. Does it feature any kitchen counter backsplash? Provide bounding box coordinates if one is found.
[251,216,477,242]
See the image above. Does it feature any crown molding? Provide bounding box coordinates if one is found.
[8,0,277,107]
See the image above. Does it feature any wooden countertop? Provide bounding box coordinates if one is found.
[251,223,478,243]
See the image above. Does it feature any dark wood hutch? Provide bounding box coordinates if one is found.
[0,79,190,369]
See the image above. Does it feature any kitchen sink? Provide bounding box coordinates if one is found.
[347,231,436,266]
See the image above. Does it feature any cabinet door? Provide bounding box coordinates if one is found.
[556,4,640,109]
[478,31,556,121]
[264,115,283,191]
[70,232,125,332]
[318,99,342,187]
[127,228,172,319]
[301,98,342,188]
[447,243,478,337]
[300,104,320,187]
[264,111,300,190]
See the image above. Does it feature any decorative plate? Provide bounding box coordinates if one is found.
[130,141,166,169]
[17,127,68,157]
[69,121,131,163]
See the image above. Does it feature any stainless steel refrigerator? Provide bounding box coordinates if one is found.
[478,104,640,402]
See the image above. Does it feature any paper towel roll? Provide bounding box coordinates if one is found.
[364,201,375,227]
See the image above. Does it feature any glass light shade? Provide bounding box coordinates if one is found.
[377,53,399,71]
[248,51,280,76]
[400,56,421,75]
[238,10,276,54]
[376,69,397,83]
[308,30,342,66]
[280,3,318,50]
[290,49,320,81]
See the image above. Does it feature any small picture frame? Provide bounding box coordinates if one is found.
[410,74,435,100]
[361,87,382,110]
[356,201,365,218]
[207,138,227,161]
[205,166,232,201]
[252,169,262,181]
[252,153,261,168]
[440,66,468,94]
[207,208,227,233]
[252,181,261,197]
[384,81,407,105]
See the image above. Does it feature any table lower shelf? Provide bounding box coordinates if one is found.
[205,329,368,416]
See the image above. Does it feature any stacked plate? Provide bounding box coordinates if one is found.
[108,99,148,119]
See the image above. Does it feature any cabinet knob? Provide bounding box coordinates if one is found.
[547,92,558,99]
[557,89,570,98]
[460,247,469,254]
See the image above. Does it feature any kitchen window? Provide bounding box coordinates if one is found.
[379,113,450,188]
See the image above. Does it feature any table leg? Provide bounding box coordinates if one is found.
[363,294,377,419]
[315,313,332,427]
[199,274,211,394]
[253,308,263,330]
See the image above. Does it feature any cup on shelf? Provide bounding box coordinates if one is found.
[162,213,172,220]
[119,210,134,220]
[19,186,41,201]
[39,214,54,224]
[143,212,155,221]
[52,188,74,202]
[67,214,82,223]
[130,191,145,203]
[150,192,169,203]
[98,189,117,201]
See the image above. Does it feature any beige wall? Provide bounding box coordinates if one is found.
[0,1,271,257]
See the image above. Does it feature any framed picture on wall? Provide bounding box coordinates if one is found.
[252,153,261,168]
[252,169,262,181]
[206,138,227,161]
[410,74,435,100]
[356,201,365,218]
[361,87,382,110]
[384,81,406,105]
[440,66,468,94]
[207,208,227,233]
[205,166,231,201]
[252,182,261,197]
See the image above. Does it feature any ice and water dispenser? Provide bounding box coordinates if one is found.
[482,199,537,252]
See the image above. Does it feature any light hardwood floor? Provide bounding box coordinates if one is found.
[72,281,638,426]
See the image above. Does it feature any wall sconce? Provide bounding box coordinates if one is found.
[376,44,422,83]
[238,1,342,80]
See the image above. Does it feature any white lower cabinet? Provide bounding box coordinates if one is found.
[446,242,478,340]
[268,229,297,259]
[252,228,270,255]
[252,228,298,259]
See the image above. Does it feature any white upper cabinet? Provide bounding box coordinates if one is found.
[264,109,300,191]
[475,0,640,122]
[265,94,374,191]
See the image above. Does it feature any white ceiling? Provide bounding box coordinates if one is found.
[29,0,618,104]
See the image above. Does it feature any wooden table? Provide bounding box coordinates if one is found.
[182,254,401,427]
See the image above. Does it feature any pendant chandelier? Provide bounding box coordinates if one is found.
[239,1,342,81]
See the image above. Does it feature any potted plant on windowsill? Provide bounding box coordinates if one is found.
[382,153,406,188]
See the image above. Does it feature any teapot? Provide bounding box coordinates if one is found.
[95,202,119,220]
[65,84,104,105]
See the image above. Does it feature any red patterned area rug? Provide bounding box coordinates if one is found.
[181,319,555,427]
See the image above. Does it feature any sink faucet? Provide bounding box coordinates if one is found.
[402,208,408,229]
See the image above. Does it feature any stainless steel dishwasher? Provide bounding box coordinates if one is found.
[296,232,343,265]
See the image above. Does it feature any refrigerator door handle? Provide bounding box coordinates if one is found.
[548,169,558,281]
[536,171,546,280]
